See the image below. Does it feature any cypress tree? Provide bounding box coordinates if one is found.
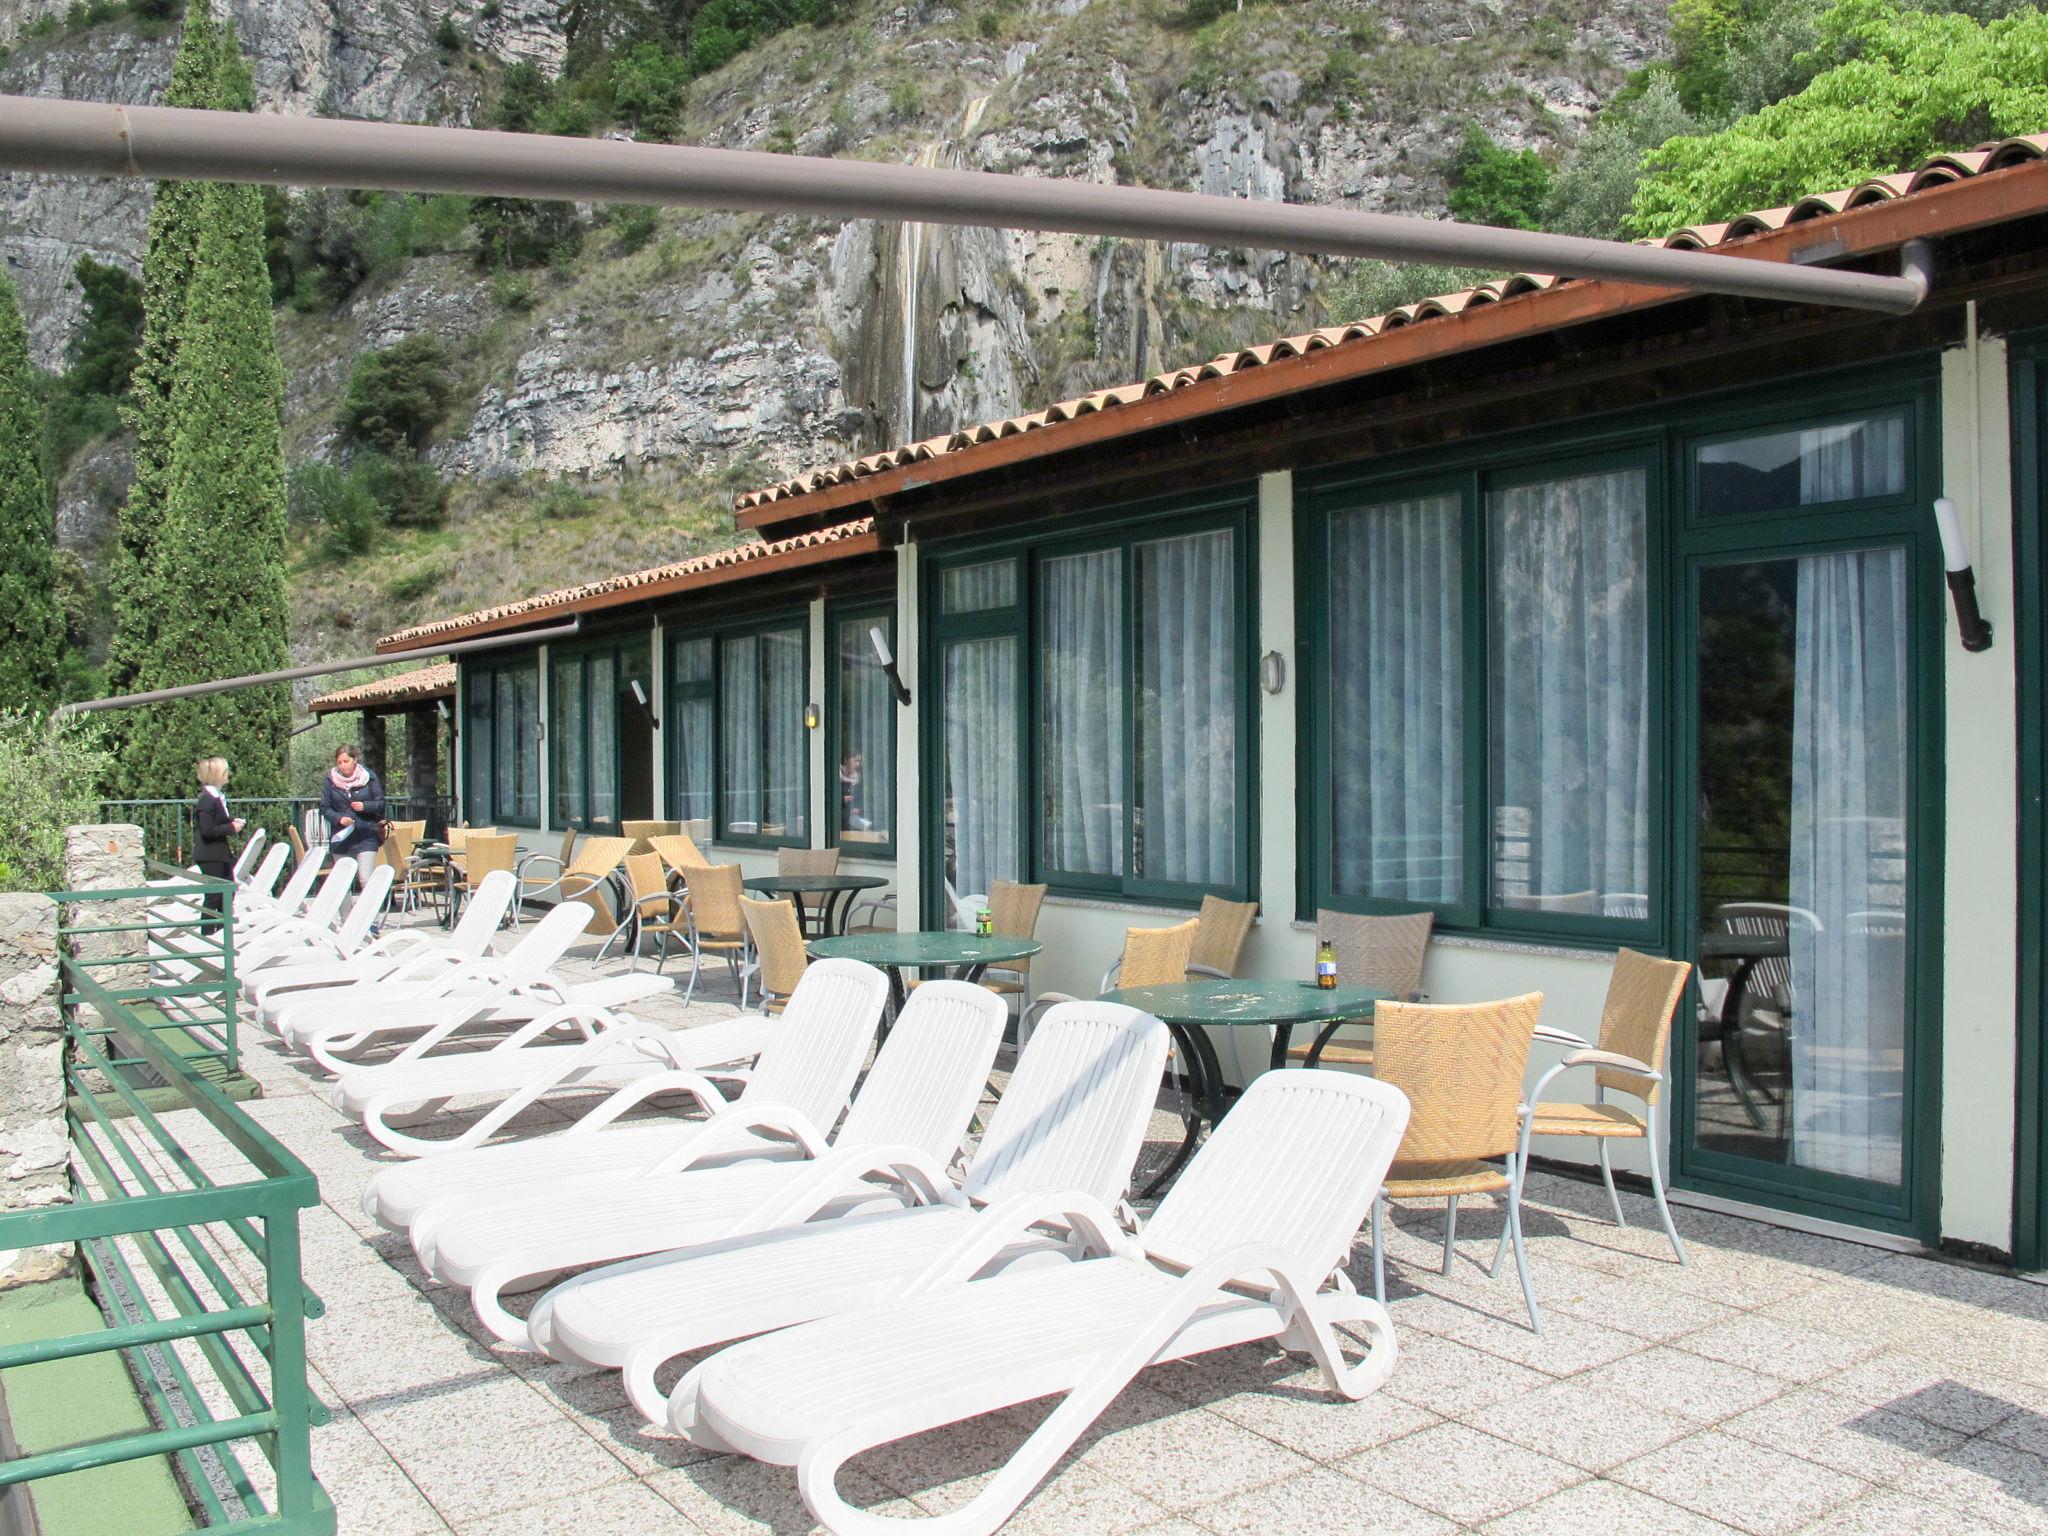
[0,272,61,707]
[129,176,293,800]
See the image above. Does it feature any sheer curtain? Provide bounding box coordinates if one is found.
[1788,543,1909,1185]
[553,658,585,825]
[1489,467,1650,912]
[1042,549,1125,878]
[587,652,618,826]
[1329,494,1462,903]
[1136,529,1236,887]
[670,639,713,833]
[720,635,761,833]
[511,669,539,822]
[943,636,1019,898]
[837,617,894,842]
[763,628,806,838]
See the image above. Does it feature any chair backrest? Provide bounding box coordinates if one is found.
[1498,888,1599,915]
[735,958,891,1129]
[1373,992,1543,1165]
[962,1001,1174,1206]
[334,864,394,950]
[834,981,1008,1162]
[778,847,841,877]
[244,844,289,899]
[566,835,633,880]
[1597,949,1692,1105]
[449,869,516,952]
[622,819,680,844]
[462,833,519,883]
[381,820,426,870]
[447,826,469,854]
[648,833,709,878]
[688,864,746,940]
[1144,1068,1413,1279]
[231,828,268,882]
[1189,895,1258,977]
[1120,918,1200,988]
[274,845,327,912]
[1319,909,1433,1000]
[286,824,308,865]
[1708,901,1815,1008]
[300,863,358,931]
[623,852,669,903]
[985,880,1047,974]
[740,895,808,1002]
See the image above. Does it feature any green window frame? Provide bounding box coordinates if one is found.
[548,633,651,833]
[663,612,812,850]
[825,600,898,860]
[921,489,1258,914]
[461,658,542,828]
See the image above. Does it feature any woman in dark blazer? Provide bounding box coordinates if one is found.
[192,756,245,914]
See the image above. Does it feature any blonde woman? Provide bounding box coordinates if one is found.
[192,757,245,914]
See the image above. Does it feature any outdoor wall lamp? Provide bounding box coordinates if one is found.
[1260,650,1287,695]
[629,678,661,730]
[1933,497,1995,653]
[870,625,913,706]
[803,701,822,730]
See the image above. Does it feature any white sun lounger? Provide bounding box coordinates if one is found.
[247,870,516,1023]
[423,980,1010,1345]
[360,959,891,1239]
[676,1068,1411,1536]
[527,1000,1172,1412]
[238,864,390,971]
[335,1004,775,1156]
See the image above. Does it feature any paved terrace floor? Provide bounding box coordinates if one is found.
[141,930,2048,1536]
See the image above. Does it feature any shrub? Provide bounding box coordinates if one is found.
[283,189,470,309]
[611,41,690,140]
[494,58,554,133]
[1446,124,1551,231]
[340,336,456,452]
[1545,76,1698,240]
[290,460,380,558]
[66,256,143,399]
[1322,260,1495,323]
[470,197,583,271]
[608,204,661,253]
[435,16,462,53]
[0,711,111,893]
[358,449,448,529]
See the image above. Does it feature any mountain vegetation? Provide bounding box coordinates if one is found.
[0,272,61,707]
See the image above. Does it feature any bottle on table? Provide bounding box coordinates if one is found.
[1315,935,1337,990]
[975,905,993,937]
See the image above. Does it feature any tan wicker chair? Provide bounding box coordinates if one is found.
[680,863,751,1006]
[740,895,808,1013]
[609,852,689,972]
[1370,991,1545,1332]
[1187,895,1258,979]
[1287,910,1435,1069]
[977,880,1049,1005]
[555,834,633,938]
[379,820,426,871]
[513,828,579,926]
[1019,916,1200,1044]
[1516,949,1692,1265]
[622,818,680,847]
[777,847,841,877]
[648,833,710,880]
[452,833,518,926]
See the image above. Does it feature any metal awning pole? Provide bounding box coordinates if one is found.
[54,616,583,716]
[0,96,1934,314]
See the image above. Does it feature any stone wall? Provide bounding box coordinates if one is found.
[0,892,67,1287]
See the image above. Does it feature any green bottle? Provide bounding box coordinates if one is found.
[1316,936,1337,990]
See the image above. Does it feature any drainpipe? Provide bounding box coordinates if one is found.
[54,617,584,716]
[0,96,1936,315]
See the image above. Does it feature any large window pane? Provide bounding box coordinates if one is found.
[552,656,585,826]
[942,635,1019,900]
[943,559,1017,614]
[511,668,539,822]
[493,676,517,825]
[836,614,895,849]
[762,629,806,838]
[669,637,713,838]
[1134,528,1237,888]
[587,651,618,827]
[465,679,494,825]
[720,635,763,835]
[1041,548,1125,879]
[1697,412,1906,518]
[719,626,807,841]
[1489,466,1650,918]
[1327,494,1463,904]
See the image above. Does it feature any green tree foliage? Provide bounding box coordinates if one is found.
[494,59,557,132]
[1446,124,1552,231]
[0,712,110,893]
[470,197,584,270]
[65,257,144,398]
[1545,77,1700,240]
[611,40,691,138]
[1628,0,2048,235]
[341,337,456,452]
[280,189,472,310]
[0,274,62,708]
[127,177,293,799]
[1321,260,1496,324]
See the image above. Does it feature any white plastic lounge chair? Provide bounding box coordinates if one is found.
[336,1004,775,1156]
[427,980,1010,1345]
[237,864,384,971]
[150,843,327,940]
[247,870,516,1023]
[529,1000,1172,1410]
[230,829,268,882]
[675,1068,1412,1536]
[360,959,891,1238]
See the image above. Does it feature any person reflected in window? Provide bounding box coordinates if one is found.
[839,750,871,832]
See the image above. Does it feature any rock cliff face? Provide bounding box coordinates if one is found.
[0,0,1668,637]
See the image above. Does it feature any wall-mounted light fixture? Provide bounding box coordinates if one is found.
[803,701,822,730]
[628,678,661,730]
[870,625,913,706]
[1933,497,1994,653]
[1260,649,1287,695]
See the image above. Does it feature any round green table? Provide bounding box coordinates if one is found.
[1103,979,1388,1193]
[807,931,1044,1019]
[741,873,889,937]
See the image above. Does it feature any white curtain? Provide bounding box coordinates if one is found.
[1041,548,1125,877]
[587,652,618,826]
[943,636,1019,896]
[720,635,761,833]
[552,659,585,825]
[1136,530,1236,887]
[837,618,894,841]
[1489,468,1650,910]
[1788,546,1908,1185]
[1329,494,1462,903]
[763,628,805,837]
[670,639,713,829]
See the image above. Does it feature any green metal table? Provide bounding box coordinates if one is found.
[1102,979,1389,1193]
[742,873,889,938]
[807,931,1044,1019]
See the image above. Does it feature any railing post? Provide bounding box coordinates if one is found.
[260,1199,327,1533]
[0,892,67,1287]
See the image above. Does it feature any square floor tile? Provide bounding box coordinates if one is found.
[650,1455,906,1534]
[1592,1346,1788,1424]
[1341,1422,1584,1525]
[1608,1428,1871,1536]
[1718,1386,1966,1487]
[1070,1387,1314,1511]
[1479,1476,1746,1536]
[1791,1485,2031,1536]
[1380,1333,1552,1418]
[1464,1376,1694,1473]
[1196,1466,1457,1535]
[1148,1346,1440,1463]
[450,1479,706,1536]
[1675,1315,1879,1385]
[401,1417,633,1523]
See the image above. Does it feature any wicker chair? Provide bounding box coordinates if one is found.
[452,833,519,927]
[740,895,808,1013]
[777,847,841,877]
[1020,916,1200,1043]
[680,863,752,1006]
[1370,991,1545,1331]
[622,819,681,848]
[553,835,634,939]
[513,829,579,925]
[380,821,430,916]
[976,880,1049,1007]
[1187,895,1258,979]
[1514,949,1692,1264]
[648,833,710,881]
[1287,910,1435,1070]
[606,851,690,971]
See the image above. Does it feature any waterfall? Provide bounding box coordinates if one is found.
[895,94,992,445]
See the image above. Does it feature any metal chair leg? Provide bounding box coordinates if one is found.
[1370,1196,1387,1306]
[1505,1152,1542,1334]
[1597,1137,1626,1228]
[1645,1102,1689,1266]
[1441,1195,1459,1275]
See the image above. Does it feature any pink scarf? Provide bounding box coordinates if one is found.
[329,763,369,793]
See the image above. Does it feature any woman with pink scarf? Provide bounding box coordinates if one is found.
[321,744,387,906]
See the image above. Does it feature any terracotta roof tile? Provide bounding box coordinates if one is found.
[733,134,2048,516]
[308,662,456,714]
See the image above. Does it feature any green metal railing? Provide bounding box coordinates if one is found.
[0,873,333,1534]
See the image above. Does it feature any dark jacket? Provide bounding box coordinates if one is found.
[192,788,237,865]
[321,770,387,855]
